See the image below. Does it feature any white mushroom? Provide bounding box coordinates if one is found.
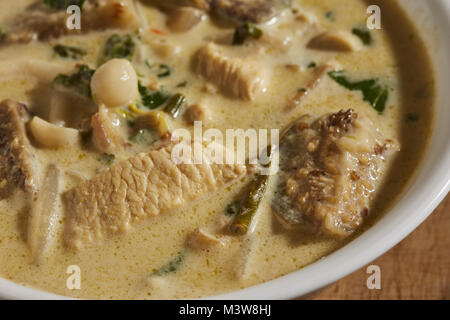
[307,30,361,52]
[28,116,80,149]
[91,58,138,109]
[168,7,205,33]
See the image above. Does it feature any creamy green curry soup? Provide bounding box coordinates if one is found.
[0,0,434,299]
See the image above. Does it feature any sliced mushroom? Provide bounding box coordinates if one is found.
[187,228,226,250]
[167,6,205,33]
[184,104,211,124]
[28,116,80,149]
[27,164,60,265]
[307,31,361,52]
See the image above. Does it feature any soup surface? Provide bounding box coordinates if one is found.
[0,0,434,299]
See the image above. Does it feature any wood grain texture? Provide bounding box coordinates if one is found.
[313,193,450,300]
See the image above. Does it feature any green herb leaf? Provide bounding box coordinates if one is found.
[102,34,135,63]
[53,45,87,59]
[151,251,186,276]
[44,0,85,10]
[138,82,170,109]
[53,64,95,97]
[307,62,317,69]
[225,200,240,216]
[328,70,389,114]
[98,153,115,165]
[325,11,335,21]
[157,64,171,78]
[352,27,372,45]
[233,22,263,45]
[0,28,6,43]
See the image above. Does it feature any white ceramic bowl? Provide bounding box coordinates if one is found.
[1,0,449,300]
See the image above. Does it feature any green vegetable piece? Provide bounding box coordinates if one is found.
[157,64,171,78]
[164,94,186,118]
[328,70,389,114]
[307,62,317,69]
[325,11,335,21]
[232,22,263,45]
[98,153,115,165]
[53,64,95,97]
[102,34,135,63]
[229,173,269,235]
[0,28,6,43]
[151,251,186,276]
[44,0,85,10]
[138,82,170,109]
[53,45,87,59]
[352,27,372,45]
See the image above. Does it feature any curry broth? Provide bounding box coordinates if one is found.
[0,0,434,299]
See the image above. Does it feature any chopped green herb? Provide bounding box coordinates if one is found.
[157,64,171,78]
[138,82,170,109]
[352,27,372,45]
[98,153,115,165]
[232,22,263,45]
[53,45,87,59]
[328,70,389,114]
[44,0,85,9]
[406,113,420,122]
[164,93,186,118]
[225,200,240,216]
[53,64,95,97]
[176,81,188,88]
[151,251,186,276]
[0,28,6,43]
[307,62,317,69]
[325,11,335,21]
[102,34,135,63]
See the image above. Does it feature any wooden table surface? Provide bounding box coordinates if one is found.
[313,193,450,300]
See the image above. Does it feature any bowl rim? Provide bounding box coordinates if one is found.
[0,0,449,300]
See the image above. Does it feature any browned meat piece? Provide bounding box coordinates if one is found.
[63,143,247,248]
[157,0,290,24]
[0,100,40,199]
[2,0,139,44]
[211,0,291,24]
[195,43,267,100]
[272,109,400,237]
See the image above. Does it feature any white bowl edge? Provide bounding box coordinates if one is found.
[0,0,449,300]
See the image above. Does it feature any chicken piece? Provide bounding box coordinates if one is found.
[195,43,267,100]
[63,142,247,248]
[0,100,40,199]
[272,109,400,237]
[91,105,126,154]
[307,31,362,52]
[2,0,140,44]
